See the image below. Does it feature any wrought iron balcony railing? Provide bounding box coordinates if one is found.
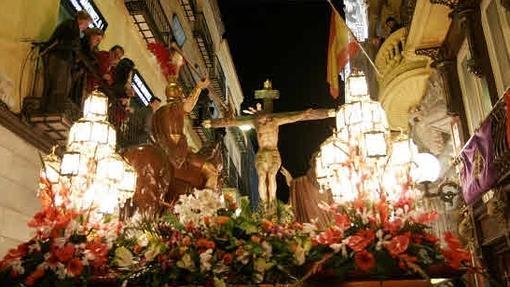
[209,56,227,101]
[125,0,172,44]
[179,0,197,22]
[193,12,215,69]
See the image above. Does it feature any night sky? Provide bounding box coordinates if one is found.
[218,0,338,200]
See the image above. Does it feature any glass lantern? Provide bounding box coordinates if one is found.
[363,131,387,158]
[96,154,125,182]
[83,91,108,121]
[345,72,369,103]
[42,153,61,184]
[60,152,82,176]
[67,119,116,155]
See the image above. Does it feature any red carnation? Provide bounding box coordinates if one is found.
[67,258,84,276]
[354,250,376,271]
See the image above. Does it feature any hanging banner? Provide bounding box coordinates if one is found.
[459,118,497,204]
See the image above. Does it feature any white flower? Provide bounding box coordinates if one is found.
[173,189,225,226]
[114,247,135,268]
[261,241,272,258]
[236,249,250,265]
[137,233,149,247]
[55,262,67,279]
[64,220,81,238]
[200,249,213,272]
[302,223,317,235]
[294,245,306,265]
[254,257,272,272]
[177,253,196,271]
[8,259,24,275]
[53,237,66,248]
[330,243,343,253]
[144,244,161,261]
[28,242,41,253]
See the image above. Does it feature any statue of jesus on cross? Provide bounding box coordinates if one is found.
[203,80,335,209]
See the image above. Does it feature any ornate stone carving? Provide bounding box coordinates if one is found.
[409,70,450,155]
[486,189,508,224]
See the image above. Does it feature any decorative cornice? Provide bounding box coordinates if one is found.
[0,100,55,153]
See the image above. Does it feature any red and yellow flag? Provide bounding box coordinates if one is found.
[327,11,359,98]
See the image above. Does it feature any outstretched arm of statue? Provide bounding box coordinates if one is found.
[276,108,336,126]
[202,116,254,129]
[183,78,210,113]
[280,166,293,187]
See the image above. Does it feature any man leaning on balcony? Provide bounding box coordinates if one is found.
[40,11,92,114]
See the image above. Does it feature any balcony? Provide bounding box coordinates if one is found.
[22,97,81,145]
[179,0,197,22]
[125,0,172,44]
[209,56,227,101]
[193,12,215,69]
[374,27,431,130]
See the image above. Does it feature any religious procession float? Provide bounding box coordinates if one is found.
[0,41,486,287]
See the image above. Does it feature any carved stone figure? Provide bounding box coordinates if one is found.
[203,81,335,209]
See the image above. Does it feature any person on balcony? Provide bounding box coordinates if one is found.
[97,45,125,87]
[40,11,92,113]
[73,28,104,103]
[385,17,402,34]
[110,58,136,130]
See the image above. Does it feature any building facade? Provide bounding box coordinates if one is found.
[366,0,510,283]
[0,0,253,256]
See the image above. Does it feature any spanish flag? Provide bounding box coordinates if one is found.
[327,11,359,98]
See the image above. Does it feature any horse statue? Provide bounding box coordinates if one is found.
[122,43,223,215]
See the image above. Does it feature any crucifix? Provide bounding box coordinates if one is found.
[203,80,335,209]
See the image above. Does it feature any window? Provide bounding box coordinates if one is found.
[131,70,154,106]
[60,0,108,30]
[172,15,187,47]
[481,0,510,96]
[457,40,493,135]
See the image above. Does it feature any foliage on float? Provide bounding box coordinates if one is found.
[0,178,475,286]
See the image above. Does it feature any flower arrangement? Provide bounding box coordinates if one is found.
[111,190,314,286]
[0,179,475,286]
[0,178,121,287]
[308,195,472,280]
